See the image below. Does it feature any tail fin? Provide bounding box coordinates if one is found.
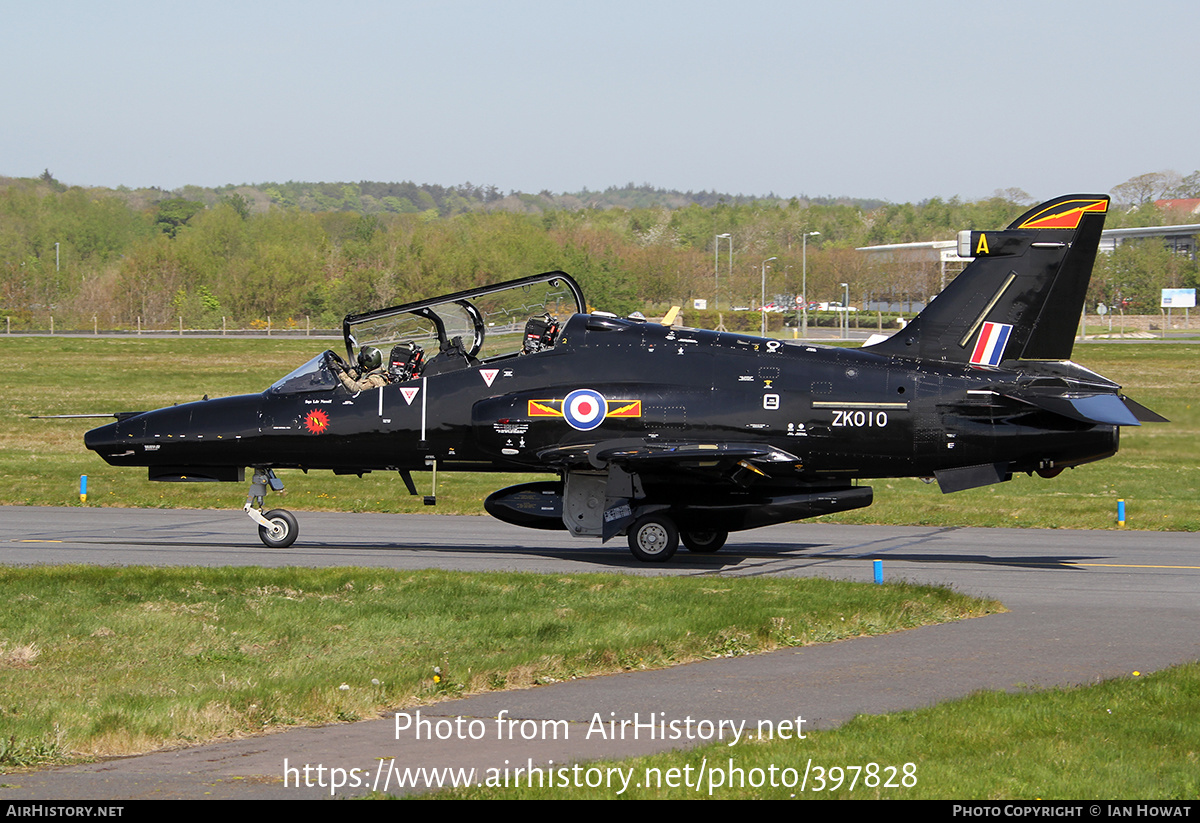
[866,194,1109,364]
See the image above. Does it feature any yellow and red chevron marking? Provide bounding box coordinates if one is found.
[607,400,642,418]
[528,399,563,417]
[1017,199,1107,230]
[527,398,641,418]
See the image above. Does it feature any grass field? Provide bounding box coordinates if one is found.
[1,336,1196,530]
[430,662,1200,800]
[0,565,995,766]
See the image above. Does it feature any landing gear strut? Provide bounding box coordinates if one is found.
[245,469,298,548]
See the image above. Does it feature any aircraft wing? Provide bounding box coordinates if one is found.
[587,439,800,470]
[533,438,802,473]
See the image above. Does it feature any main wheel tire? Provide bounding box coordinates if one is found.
[627,514,678,563]
[681,529,728,553]
[258,509,298,548]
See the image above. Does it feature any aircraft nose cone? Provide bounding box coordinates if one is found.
[84,419,117,451]
[84,394,266,469]
[85,416,145,462]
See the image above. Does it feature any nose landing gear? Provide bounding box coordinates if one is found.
[244,469,298,548]
[258,509,298,548]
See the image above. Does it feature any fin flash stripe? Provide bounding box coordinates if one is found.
[1017,199,1107,230]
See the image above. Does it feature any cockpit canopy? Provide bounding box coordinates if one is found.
[267,273,586,396]
[269,350,341,395]
[341,271,585,366]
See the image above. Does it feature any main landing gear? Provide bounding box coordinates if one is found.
[625,514,729,562]
[680,529,728,553]
[627,515,677,562]
[245,469,299,548]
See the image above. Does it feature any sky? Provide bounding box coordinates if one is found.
[3,0,1197,203]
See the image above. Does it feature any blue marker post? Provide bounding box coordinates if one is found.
[873,558,882,584]
[80,474,88,504]
[1117,498,1125,528]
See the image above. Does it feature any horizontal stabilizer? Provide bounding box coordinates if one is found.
[1005,389,1166,427]
[1121,396,1169,423]
[1009,391,1141,426]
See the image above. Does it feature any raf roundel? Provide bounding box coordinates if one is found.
[562,389,608,431]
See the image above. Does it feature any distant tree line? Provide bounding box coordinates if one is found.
[1,171,1195,330]
[1109,169,1200,206]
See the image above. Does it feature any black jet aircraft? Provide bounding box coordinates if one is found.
[85,193,1164,562]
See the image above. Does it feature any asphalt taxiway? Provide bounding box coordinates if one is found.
[1,508,1197,799]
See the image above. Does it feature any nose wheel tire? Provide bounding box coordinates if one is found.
[627,514,678,563]
[258,509,298,548]
[681,529,728,553]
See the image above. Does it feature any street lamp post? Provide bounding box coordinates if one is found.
[760,257,777,336]
[785,265,793,336]
[801,231,819,337]
[840,282,849,338]
[714,233,730,311]
[726,238,733,309]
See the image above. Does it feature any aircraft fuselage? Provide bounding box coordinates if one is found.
[86,313,1118,488]
[81,197,1161,561]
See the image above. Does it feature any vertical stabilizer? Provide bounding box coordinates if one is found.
[866,195,1109,364]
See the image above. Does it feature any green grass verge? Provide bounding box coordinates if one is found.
[0,565,997,767]
[2,337,1197,529]
[430,663,1200,799]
